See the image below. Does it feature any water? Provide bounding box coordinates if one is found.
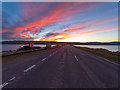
[2,44,119,52]
[74,45,119,52]
[2,44,46,51]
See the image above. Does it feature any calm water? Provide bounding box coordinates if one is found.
[74,45,119,52]
[2,44,119,52]
[2,44,46,51]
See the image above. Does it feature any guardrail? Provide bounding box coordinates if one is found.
[2,48,44,57]
[2,45,62,57]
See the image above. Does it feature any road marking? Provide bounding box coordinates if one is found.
[49,54,52,56]
[89,53,119,66]
[74,56,79,61]
[103,58,119,66]
[41,57,47,61]
[9,77,16,81]
[24,65,36,72]
[83,50,119,66]
[0,82,8,89]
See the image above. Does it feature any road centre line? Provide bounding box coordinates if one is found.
[24,65,36,73]
[9,77,16,81]
[74,56,79,61]
[1,50,59,88]
[0,82,8,89]
[41,57,47,61]
[2,49,60,88]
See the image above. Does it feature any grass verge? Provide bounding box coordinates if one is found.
[2,48,56,63]
[73,46,120,63]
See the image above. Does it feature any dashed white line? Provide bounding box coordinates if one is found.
[9,77,16,81]
[41,57,47,61]
[24,65,36,73]
[89,53,119,66]
[0,82,8,89]
[74,56,79,61]
[103,58,119,66]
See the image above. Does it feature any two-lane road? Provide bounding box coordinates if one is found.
[2,45,119,88]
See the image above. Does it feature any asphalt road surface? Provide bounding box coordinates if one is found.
[2,45,119,88]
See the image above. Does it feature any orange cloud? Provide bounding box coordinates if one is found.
[94,17,118,26]
[74,26,117,36]
[40,33,70,41]
[7,2,117,42]
[12,2,98,38]
[40,26,117,42]
[1,29,8,33]
[64,27,87,32]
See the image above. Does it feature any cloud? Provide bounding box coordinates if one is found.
[64,17,118,32]
[73,26,118,36]
[45,32,60,37]
[9,2,98,37]
[1,29,8,33]
[39,26,117,41]
[64,26,87,32]
[2,2,118,41]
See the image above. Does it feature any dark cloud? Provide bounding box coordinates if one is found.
[45,32,60,37]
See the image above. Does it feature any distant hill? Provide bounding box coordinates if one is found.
[2,41,120,45]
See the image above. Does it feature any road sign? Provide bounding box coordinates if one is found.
[29,42,34,48]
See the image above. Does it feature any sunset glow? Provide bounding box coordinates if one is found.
[2,2,118,42]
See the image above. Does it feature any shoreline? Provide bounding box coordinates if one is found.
[73,45,119,52]
[2,46,59,63]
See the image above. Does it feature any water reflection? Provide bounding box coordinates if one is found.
[2,44,46,51]
[74,45,119,52]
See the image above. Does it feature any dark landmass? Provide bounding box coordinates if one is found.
[17,46,41,51]
[2,44,62,63]
[2,41,120,45]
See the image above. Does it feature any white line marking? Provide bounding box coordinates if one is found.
[41,57,47,61]
[0,82,8,89]
[0,85,3,89]
[74,56,79,61]
[9,77,16,81]
[103,58,119,66]
[24,65,36,72]
[83,51,119,66]
[49,54,52,56]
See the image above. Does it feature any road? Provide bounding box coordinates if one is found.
[2,45,119,88]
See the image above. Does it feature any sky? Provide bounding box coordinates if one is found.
[2,2,118,42]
